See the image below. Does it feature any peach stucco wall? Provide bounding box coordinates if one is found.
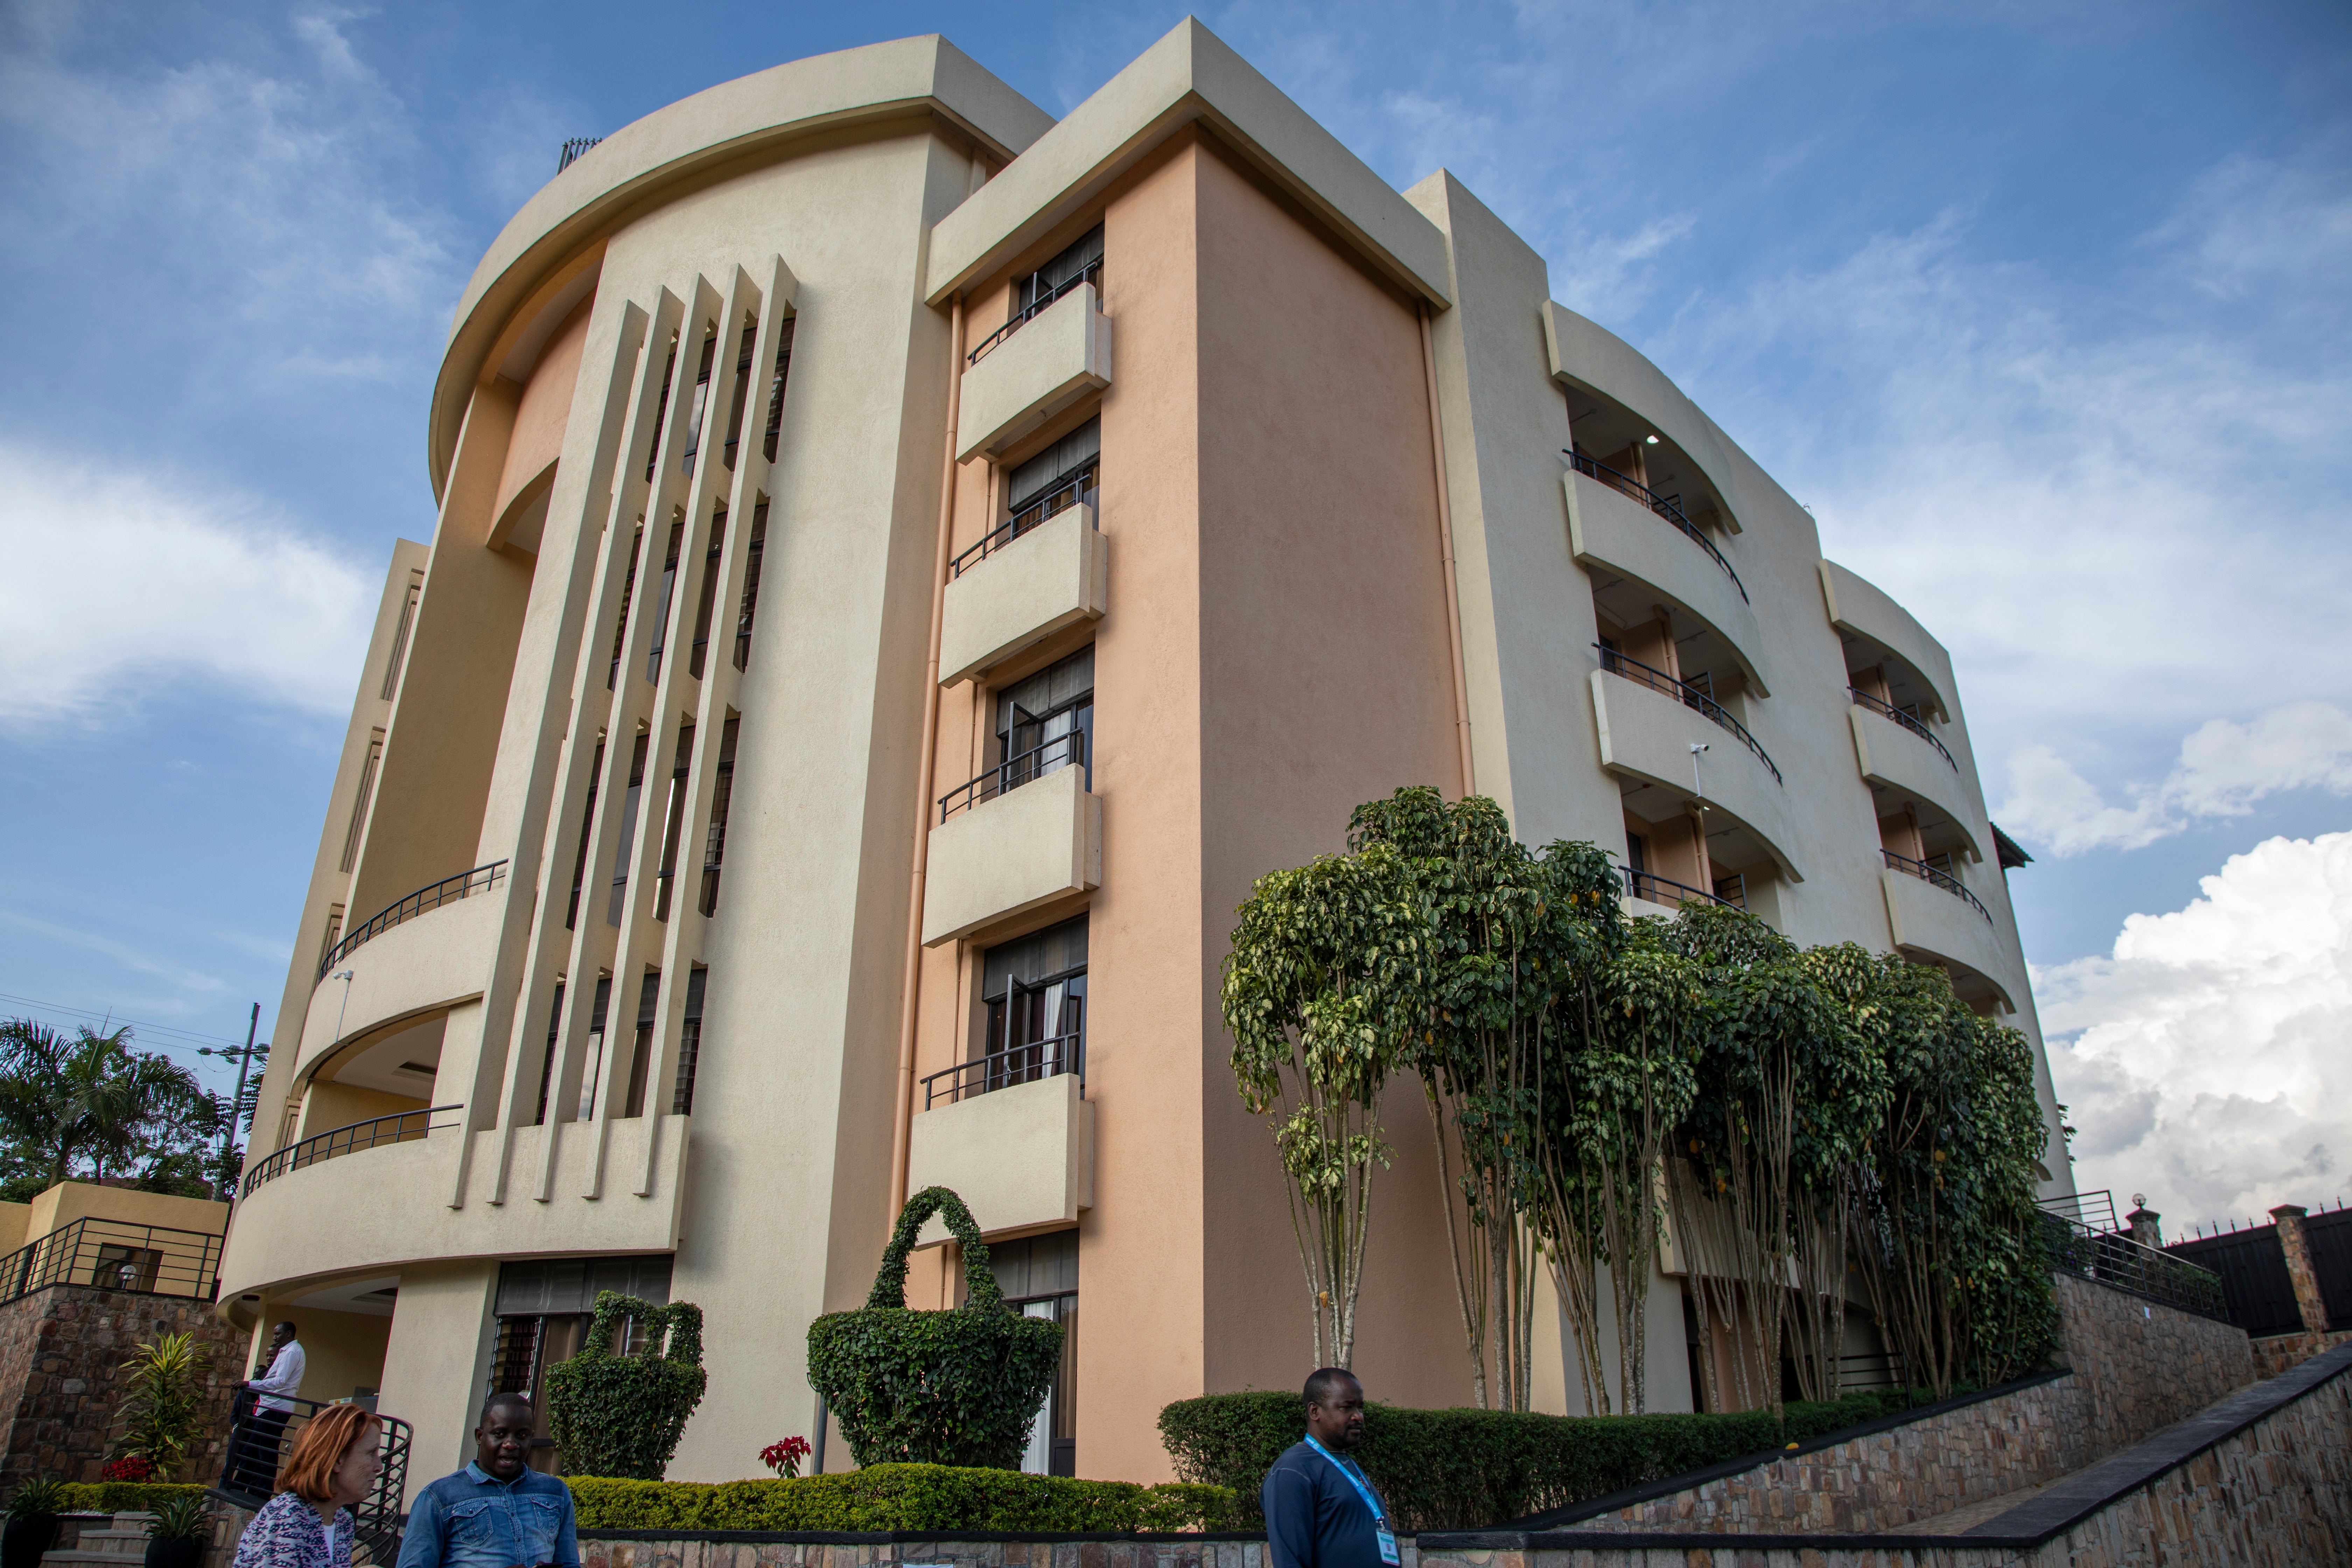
[491,296,593,526]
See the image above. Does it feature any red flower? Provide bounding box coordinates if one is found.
[758,1436,811,1478]
[101,1455,158,1483]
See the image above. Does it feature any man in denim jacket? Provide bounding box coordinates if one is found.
[396,1394,579,1568]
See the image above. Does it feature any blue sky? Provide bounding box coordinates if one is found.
[2,0,2347,1227]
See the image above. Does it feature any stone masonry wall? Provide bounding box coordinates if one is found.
[0,1284,245,1486]
[583,1541,1280,1568]
[2252,1325,2352,1379]
[2049,1270,2252,1456]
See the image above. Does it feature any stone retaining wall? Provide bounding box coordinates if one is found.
[0,1286,246,1487]
[2049,1270,2250,1455]
[2252,1325,2352,1379]
[581,1541,1277,1568]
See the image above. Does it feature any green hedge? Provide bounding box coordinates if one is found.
[1158,1387,1966,1531]
[569,1464,1234,1533]
[58,1483,210,1514]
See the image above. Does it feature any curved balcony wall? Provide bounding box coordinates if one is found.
[1543,302,1747,535]
[1881,865,2023,1013]
[1819,560,1957,722]
[218,1116,687,1302]
[296,882,507,1073]
[1849,704,1987,863]
[1566,471,1770,696]
[1590,668,1801,882]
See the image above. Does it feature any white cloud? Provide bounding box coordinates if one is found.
[0,440,374,726]
[2040,832,2352,1228]
[2000,702,2352,854]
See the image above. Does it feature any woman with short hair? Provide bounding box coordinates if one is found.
[230,1402,384,1568]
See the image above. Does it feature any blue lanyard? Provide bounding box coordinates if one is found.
[1303,1436,1386,1526]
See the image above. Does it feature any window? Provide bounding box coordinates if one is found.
[644,517,685,683]
[534,981,564,1126]
[698,718,739,916]
[721,322,755,470]
[1004,418,1100,542]
[642,338,677,483]
[565,743,603,931]
[983,1230,1078,1477]
[733,504,768,671]
[687,510,723,680]
[607,733,650,926]
[980,914,1087,1093]
[679,328,718,477]
[317,904,345,972]
[380,571,422,701]
[93,1244,163,1293]
[672,968,707,1115]
[761,318,796,464]
[577,977,612,1122]
[608,527,643,689]
[339,733,384,874]
[995,646,1093,797]
[1017,226,1103,317]
[620,972,660,1119]
[491,1255,674,1474]
[653,722,694,922]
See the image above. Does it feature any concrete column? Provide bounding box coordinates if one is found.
[2269,1204,2331,1340]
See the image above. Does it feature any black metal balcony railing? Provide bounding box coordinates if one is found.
[317,861,507,982]
[1850,687,1958,772]
[1623,867,1745,912]
[1883,849,1993,924]
[939,731,1087,824]
[951,469,1096,580]
[1563,449,1747,603]
[237,1105,464,1199]
[1596,646,1783,787]
[2041,1209,2228,1322]
[967,259,1104,366]
[219,1395,413,1561]
[0,1217,222,1307]
[921,1030,1085,1109]
[556,136,601,174]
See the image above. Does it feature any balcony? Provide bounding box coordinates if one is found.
[236,1104,461,1197]
[1881,852,2020,1011]
[957,283,1112,462]
[1849,694,1984,863]
[296,871,508,1073]
[1566,456,1770,696]
[923,753,1102,946]
[939,502,1108,687]
[317,861,505,982]
[1591,661,1800,882]
[1818,560,1955,721]
[906,1061,1093,1244]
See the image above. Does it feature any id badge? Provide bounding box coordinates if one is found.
[1376,1529,1399,1566]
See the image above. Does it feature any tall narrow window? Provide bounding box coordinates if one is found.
[732,504,768,671]
[721,323,756,470]
[533,981,565,1126]
[761,318,796,463]
[653,721,694,922]
[577,977,612,1121]
[1003,418,1100,545]
[1017,227,1103,317]
[565,742,604,930]
[621,971,660,1119]
[687,510,723,679]
[679,329,717,477]
[698,717,739,916]
[317,904,345,972]
[985,1230,1079,1476]
[607,733,649,927]
[380,571,422,701]
[608,528,643,690]
[340,732,384,874]
[643,339,677,483]
[995,647,1093,798]
[644,517,685,684]
[672,968,707,1115]
[981,915,1088,1094]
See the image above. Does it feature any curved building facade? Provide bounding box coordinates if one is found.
[219,20,2068,1492]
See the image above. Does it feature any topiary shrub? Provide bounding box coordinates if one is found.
[566,1465,1236,1532]
[545,1292,707,1479]
[806,1186,1063,1470]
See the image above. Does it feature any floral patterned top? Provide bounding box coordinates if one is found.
[232,1491,354,1568]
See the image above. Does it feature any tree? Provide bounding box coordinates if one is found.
[1223,821,1434,1368]
[0,1020,226,1198]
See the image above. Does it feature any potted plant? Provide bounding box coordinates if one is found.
[2,1480,66,1568]
[142,1494,208,1568]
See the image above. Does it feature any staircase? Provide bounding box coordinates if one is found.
[42,1514,154,1568]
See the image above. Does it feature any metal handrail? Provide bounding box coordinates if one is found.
[317,861,506,982]
[922,1030,1084,1109]
[556,137,601,173]
[1850,688,1957,771]
[2039,1189,2122,1233]
[219,1395,412,1560]
[0,1216,223,1306]
[951,469,1096,579]
[967,262,1104,365]
[1595,646,1782,786]
[1882,849,1992,923]
[1623,867,1744,912]
[1563,449,1746,603]
[2042,1209,2228,1322]
[238,1105,463,1198]
[939,730,1087,823]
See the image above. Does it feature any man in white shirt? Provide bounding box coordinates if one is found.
[230,1322,304,1493]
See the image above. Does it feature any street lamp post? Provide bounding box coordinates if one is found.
[199,1003,270,1198]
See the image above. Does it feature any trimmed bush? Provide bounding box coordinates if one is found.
[1158,1387,1965,1530]
[807,1188,1063,1470]
[567,1465,1236,1533]
[545,1292,708,1480]
[55,1484,208,1516]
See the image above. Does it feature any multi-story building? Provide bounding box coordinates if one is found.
[217,19,2069,1494]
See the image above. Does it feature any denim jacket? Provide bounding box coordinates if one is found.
[394,1463,579,1568]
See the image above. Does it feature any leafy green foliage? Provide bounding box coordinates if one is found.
[0,1021,226,1198]
[112,1333,209,1477]
[4,1480,65,1519]
[142,1496,209,1541]
[1157,1387,1960,1531]
[545,1292,707,1480]
[566,1466,1235,1532]
[55,1484,207,1515]
[806,1187,1063,1470]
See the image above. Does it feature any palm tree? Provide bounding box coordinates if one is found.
[0,1021,226,1194]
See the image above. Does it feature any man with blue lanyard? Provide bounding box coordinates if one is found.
[1262,1369,1398,1568]
[396,1393,580,1568]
